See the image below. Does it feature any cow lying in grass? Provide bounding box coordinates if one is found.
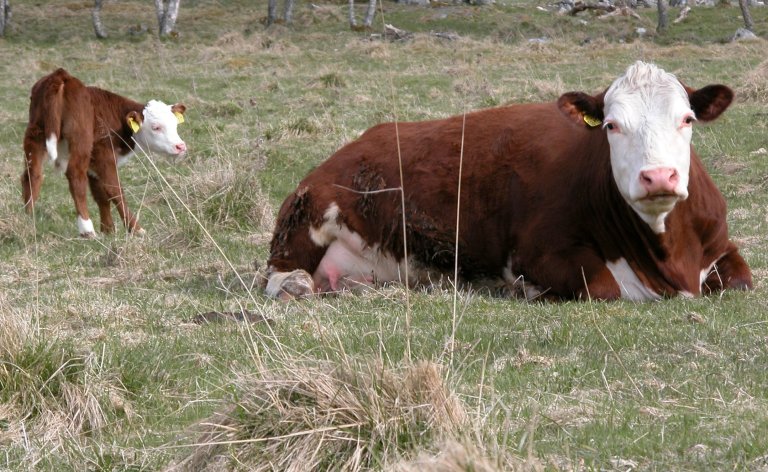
[21,68,187,237]
[265,61,752,301]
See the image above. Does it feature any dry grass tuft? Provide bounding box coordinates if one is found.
[388,439,513,472]
[148,157,274,250]
[0,304,129,452]
[738,59,768,104]
[168,359,468,471]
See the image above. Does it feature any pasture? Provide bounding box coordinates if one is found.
[1,0,767,469]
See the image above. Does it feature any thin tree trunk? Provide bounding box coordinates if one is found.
[162,0,180,36]
[656,0,669,33]
[283,0,294,24]
[0,0,10,37]
[267,0,277,25]
[92,0,108,39]
[154,0,181,36]
[363,0,376,27]
[738,0,754,30]
[153,0,164,30]
[349,0,357,28]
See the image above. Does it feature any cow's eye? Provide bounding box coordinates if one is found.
[683,115,695,125]
[152,125,163,132]
[604,121,619,133]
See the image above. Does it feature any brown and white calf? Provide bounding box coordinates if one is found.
[265,61,753,301]
[21,68,187,237]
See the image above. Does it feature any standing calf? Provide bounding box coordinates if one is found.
[265,61,753,301]
[21,68,187,237]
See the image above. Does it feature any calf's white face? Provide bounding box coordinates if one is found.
[131,100,187,157]
[603,62,695,233]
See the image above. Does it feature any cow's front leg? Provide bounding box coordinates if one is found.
[531,248,623,301]
[702,246,753,294]
[265,188,327,299]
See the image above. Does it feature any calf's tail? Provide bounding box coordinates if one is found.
[41,71,68,161]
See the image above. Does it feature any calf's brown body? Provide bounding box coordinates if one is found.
[21,68,186,236]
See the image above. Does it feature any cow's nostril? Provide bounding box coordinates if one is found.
[639,167,678,195]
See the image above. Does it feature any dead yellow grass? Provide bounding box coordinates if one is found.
[738,59,768,104]
[167,359,468,471]
[0,306,130,452]
[387,438,528,472]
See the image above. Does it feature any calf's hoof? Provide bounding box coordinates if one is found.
[265,269,316,300]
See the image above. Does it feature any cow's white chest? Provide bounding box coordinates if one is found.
[605,258,661,301]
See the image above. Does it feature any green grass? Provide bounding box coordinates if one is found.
[1,0,767,470]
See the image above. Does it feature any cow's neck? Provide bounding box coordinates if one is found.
[587,150,689,296]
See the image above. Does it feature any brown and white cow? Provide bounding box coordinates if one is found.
[265,61,753,301]
[21,68,187,237]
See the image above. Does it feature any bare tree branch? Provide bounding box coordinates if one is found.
[673,5,690,24]
[92,0,108,39]
[567,1,616,15]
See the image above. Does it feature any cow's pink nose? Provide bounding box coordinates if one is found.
[176,142,187,153]
[639,167,679,196]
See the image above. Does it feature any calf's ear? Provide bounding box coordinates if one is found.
[171,103,186,124]
[126,111,143,133]
[557,91,606,129]
[686,85,733,122]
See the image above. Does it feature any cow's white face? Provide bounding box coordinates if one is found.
[131,100,187,157]
[603,62,695,233]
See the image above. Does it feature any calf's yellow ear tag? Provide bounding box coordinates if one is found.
[128,117,141,133]
[173,112,185,124]
[583,115,602,128]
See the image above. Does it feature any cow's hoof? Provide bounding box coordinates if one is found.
[80,231,98,239]
[265,269,315,300]
[134,227,147,237]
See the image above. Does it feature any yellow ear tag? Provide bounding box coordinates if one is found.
[128,117,141,133]
[173,111,185,124]
[583,115,602,128]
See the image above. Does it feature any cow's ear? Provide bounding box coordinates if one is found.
[557,91,605,129]
[126,111,143,133]
[686,84,733,122]
[171,103,186,124]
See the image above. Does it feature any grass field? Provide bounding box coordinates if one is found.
[1,0,767,470]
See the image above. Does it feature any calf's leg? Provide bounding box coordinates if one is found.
[87,173,115,234]
[89,152,143,235]
[21,134,45,213]
[64,130,100,237]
